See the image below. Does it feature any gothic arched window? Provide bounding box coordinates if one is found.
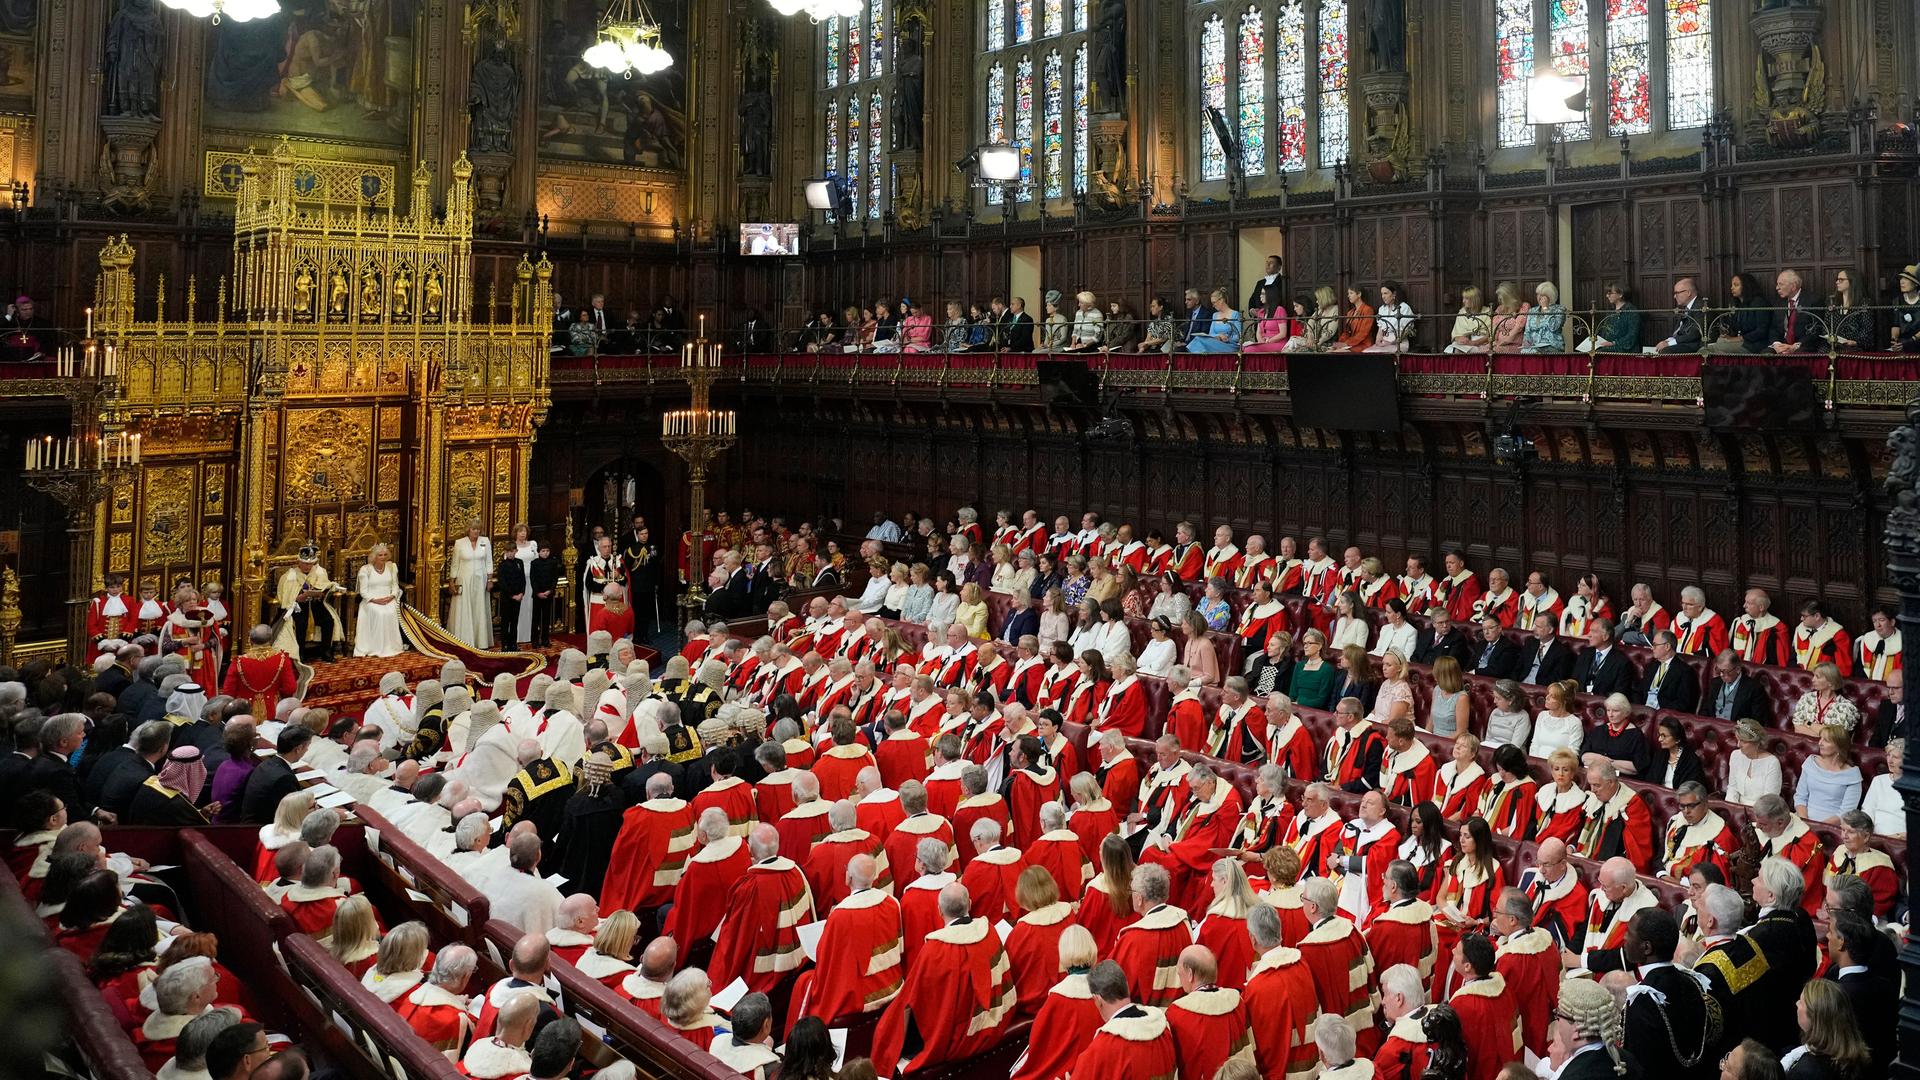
[1194,0,1350,185]
[979,0,1095,208]
[1494,0,1713,148]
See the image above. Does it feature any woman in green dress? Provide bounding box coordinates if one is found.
[1287,627,1340,711]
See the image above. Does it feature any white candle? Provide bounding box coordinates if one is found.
[131,433,140,464]
[85,306,92,339]
[27,440,35,469]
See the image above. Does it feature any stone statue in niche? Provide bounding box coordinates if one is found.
[467,39,521,154]
[1093,0,1125,112]
[102,0,164,118]
[737,37,774,176]
[1367,0,1405,72]
[891,18,924,151]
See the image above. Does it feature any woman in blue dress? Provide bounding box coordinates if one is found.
[1186,288,1242,353]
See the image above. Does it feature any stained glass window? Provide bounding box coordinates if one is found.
[1316,0,1348,167]
[846,95,862,218]
[824,100,840,181]
[988,0,1005,49]
[986,64,1007,205]
[846,9,863,84]
[870,0,885,78]
[1666,0,1712,128]
[1494,0,1533,147]
[1549,0,1590,139]
[1073,43,1090,193]
[1015,55,1035,200]
[826,17,841,88]
[1076,0,1089,30]
[1015,0,1032,43]
[1276,2,1307,171]
[869,92,885,216]
[1043,51,1064,198]
[1233,9,1267,177]
[1605,0,1650,134]
[1200,15,1228,181]
[1044,0,1062,36]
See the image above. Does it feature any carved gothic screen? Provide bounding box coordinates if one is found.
[819,1,897,219]
[1191,0,1350,185]
[1493,0,1713,148]
[976,0,1093,208]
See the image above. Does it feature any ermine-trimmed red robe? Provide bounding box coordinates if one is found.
[1098,753,1142,816]
[869,916,1017,1075]
[1435,761,1488,821]
[1026,829,1092,901]
[1167,985,1251,1080]
[1449,973,1522,1080]
[806,827,891,908]
[885,812,956,893]
[664,834,750,946]
[1068,1004,1179,1080]
[1074,875,1141,955]
[875,729,931,789]
[1068,799,1121,865]
[689,776,756,838]
[1110,903,1192,1007]
[1196,903,1258,990]
[856,788,906,843]
[1008,763,1063,845]
[1661,809,1741,880]
[775,800,835,870]
[708,855,816,993]
[1244,945,1321,1080]
[1142,782,1244,912]
[600,796,695,911]
[1297,913,1375,1032]
[1757,814,1827,917]
[1009,973,1101,1080]
[960,844,1027,921]
[792,887,905,1023]
[1495,927,1560,1055]
[812,743,878,802]
[1364,898,1439,985]
[1004,900,1075,1016]
[952,792,1012,869]
[1165,688,1211,755]
[1826,846,1899,917]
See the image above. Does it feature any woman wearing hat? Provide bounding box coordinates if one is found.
[1040,290,1072,350]
[1893,263,1920,352]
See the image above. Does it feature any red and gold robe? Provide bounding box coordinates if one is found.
[664,834,750,946]
[1238,554,1278,590]
[1518,866,1590,951]
[870,916,1018,1075]
[775,799,835,870]
[1533,783,1587,847]
[923,759,966,819]
[1580,883,1657,971]
[689,775,756,838]
[1381,741,1439,808]
[1070,1004,1179,1080]
[1332,817,1402,919]
[1477,587,1520,628]
[898,871,953,972]
[805,827,891,908]
[1573,784,1655,873]
[1098,753,1142,816]
[1435,761,1488,821]
[1244,945,1321,1080]
[278,883,345,937]
[1196,904,1258,989]
[753,768,802,823]
[1231,794,1295,858]
[1480,777,1539,842]
[1858,628,1902,681]
[709,856,816,992]
[1364,898,1439,985]
[221,646,300,720]
[1494,927,1560,1055]
[1826,846,1899,917]
[1142,782,1244,911]
[1794,618,1853,675]
[1004,900,1075,1015]
[960,844,1027,920]
[1285,808,1346,879]
[1434,571,1483,624]
[1673,608,1730,657]
[1111,903,1193,1007]
[1325,720,1386,789]
[1168,542,1204,582]
[1166,986,1251,1080]
[1731,613,1791,667]
[1449,973,1523,1080]
[792,887,905,1023]
[1519,588,1564,631]
[599,796,695,911]
[1010,973,1102,1080]
[812,743,877,802]
[1237,600,1290,652]
[885,812,957,893]
[1661,809,1741,880]
[1297,914,1374,1032]
[1026,830,1092,902]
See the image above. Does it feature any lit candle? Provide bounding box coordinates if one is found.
[85,306,92,339]
[131,433,140,464]
[714,344,723,368]
[42,436,51,469]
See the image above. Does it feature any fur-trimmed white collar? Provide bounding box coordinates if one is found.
[690,835,746,865]
[1097,1005,1171,1042]
[572,950,635,981]
[460,1037,532,1079]
[1123,903,1190,934]
[927,917,992,947]
[1449,972,1508,1001]
[1170,985,1242,1017]
[1019,901,1074,928]
[363,969,423,1004]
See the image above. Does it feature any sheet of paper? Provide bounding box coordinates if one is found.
[797,920,827,962]
[994,920,1013,942]
[307,782,340,797]
[405,888,433,904]
[254,747,276,758]
[317,789,357,810]
[710,976,751,1013]
[544,872,569,888]
[143,864,179,874]
[830,1028,849,1071]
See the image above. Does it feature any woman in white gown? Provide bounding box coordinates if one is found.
[355,544,406,657]
[447,521,494,648]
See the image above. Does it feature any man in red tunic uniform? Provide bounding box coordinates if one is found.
[1244,904,1322,1080]
[709,823,816,994]
[598,772,694,913]
[805,800,891,907]
[1005,735,1062,845]
[221,624,301,720]
[875,709,931,789]
[813,711,879,802]
[665,809,751,947]
[870,881,1018,1076]
[1165,945,1251,1080]
[1489,887,1560,1057]
[1295,877,1375,1036]
[1445,934,1522,1080]
[1364,862,1438,985]
[791,853,905,1024]
[959,817,1027,921]
[1167,521,1204,581]
[1140,763,1244,913]
[86,574,133,661]
[1109,863,1192,1007]
[885,780,956,893]
[1069,959,1180,1080]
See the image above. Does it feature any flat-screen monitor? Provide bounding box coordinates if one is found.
[740,223,799,255]
[1702,363,1821,431]
[1288,354,1401,431]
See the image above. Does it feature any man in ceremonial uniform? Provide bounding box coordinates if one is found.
[1731,588,1791,666]
[86,574,133,661]
[1573,857,1657,973]
[499,738,576,842]
[222,624,301,719]
[1674,585,1730,657]
[1515,838,1589,950]
[791,854,905,1024]
[709,823,816,994]
[1398,555,1438,614]
[1167,521,1204,581]
[1488,887,1559,1056]
[870,881,1018,1075]
[1379,718,1438,808]
[1164,945,1250,1080]
[1857,605,1901,681]
[1475,567,1520,627]
[1695,867,1816,1056]
[1363,862,1437,984]
[1573,761,1654,872]
[1295,877,1375,1038]
[1334,791,1402,920]
[1619,908,1720,1080]
[1446,934,1522,1080]
[806,799,891,906]
[1110,863,1192,1007]
[1518,571,1563,630]
[274,545,345,661]
[1326,697,1387,793]
[1792,599,1853,675]
[1660,781,1740,880]
[1205,524,1243,581]
[599,772,694,913]
[1285,781,1346,879]
[1751,793,1826,915]
[664,809,750,947]
[959,817,1026,920]
[1140,763,1243,912]
[1244,904,1321,1080]
[582,536,625,631]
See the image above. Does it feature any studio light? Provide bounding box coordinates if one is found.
[803,179,838,210]
[978,144,1021,183]
[1527,72,1587,125]
[768,0,862,20]
[158,0,278,23]
[585,0,674,78]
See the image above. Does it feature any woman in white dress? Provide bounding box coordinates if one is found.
[354,544,406,657]
[448,521,494,648]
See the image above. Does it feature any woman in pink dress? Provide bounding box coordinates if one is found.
[1241,283,1293,352]
[899,298,935,351]
[1489,281,1532,352]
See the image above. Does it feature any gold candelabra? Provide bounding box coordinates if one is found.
[663,318,735,616]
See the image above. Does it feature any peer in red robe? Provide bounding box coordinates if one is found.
[876,724,932,789]
[1826,843,1900,918]
[1572,779,1656,874]
[1324,717,1387,791]
[664,832,750,946]
[1025,826,1091,902]
[1517,855,1591,952]
[1380,731,1439,809]
[1365,896,1439,987]
[709,839,816,993]
[1660,807,1741,881]
[1075,873,1142,956]
[1005,899,1076,1016]
[689,773,756,837]
[1165,685,1211,760]
[399,982,472,1052]
[885,808,956,894]
[278,883,345,937]
[1297,905,1375,1034]
[953,791,1013,869]
[1069,999,1180,1080]
[1494,925,1560,1056]
[1110,901,1192,1008]
[1435,757,1488,822]
[806,822,891,908]
[1094,674,1151,738]
[599,793,695,912]
[960,839,1028,921]
[775,798,836,870]
[855,785,906,843]
[754,767,801,823]
[1448,968,1522,1080]
[1068,795,1121,866]
[1285,802,1347,880]
[1244,944,1321,1080]
[1195,898,1258,991]
[923,757,967,819]
[1141,774,1244,912]
[1010,970,1102,1080]
[1007,754,1063,846]
[1097,746,1142,816]
[813,739,879,803]
[792,884,905,1024]
[869,909,1018,1075]
[1166,979,1252,1080]
[1756,813,1827,917]
[897,868,954,972]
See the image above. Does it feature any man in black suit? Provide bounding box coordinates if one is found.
[93,644,140,700]
[1470,615,1521,680]
[1703,651,1770,724]
[707,551,754,621]
[0,716,41,817]
[242,725,313,824]
[1519,614,1575,686]
[747,542,783,615]
[739,308,773,351]
[1827,911,1896,1072]
[656,295,689,348]
[1765,269,1825,355]
[1821,873,1898,984]
[1572,620,1633,698]
[1180,288,1208,348]
[1634,629,1699,713]
[1652,276,1709,354]
[91,719,172,820]
[1245,254,1287,314]
[28,713,103,822]
[116,655,171,725]
[1413,609,1474,668]
[1619,909,1716,1080]
[1000,296,1036,351]
[620,731,686,805]
[1872,667,1904,746]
